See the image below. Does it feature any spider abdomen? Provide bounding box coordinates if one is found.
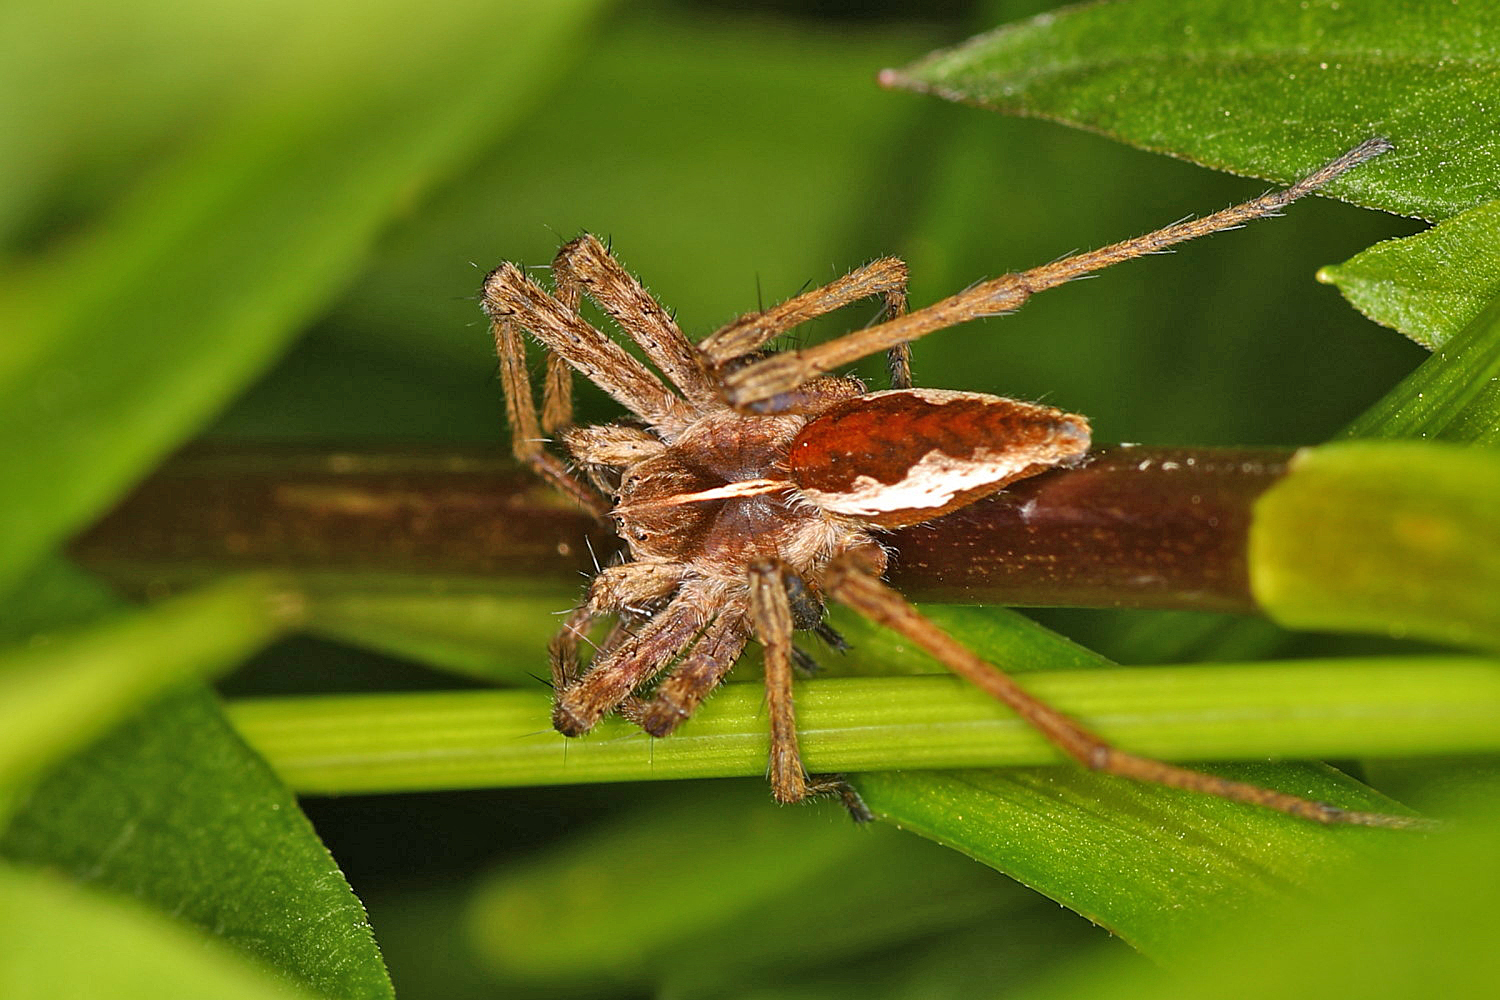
[788,388,1091,528]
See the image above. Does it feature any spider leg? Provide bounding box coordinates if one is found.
[698,257,910,384]
[721,137,1394,411]
[550,562,684,691]
[748,561,804,803]
[560,423,665,497]
[881,283,913,391]
[492,312,609,518]
[631,612,750,737]
[483,262,696,437]
[821,551,1429,830]
[749,561,870,819]
[539,247,580,436]
[554,234,717,408]
[560,423,666,467]
[553,581,711,736]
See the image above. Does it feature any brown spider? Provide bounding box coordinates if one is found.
[481,137,1418,828]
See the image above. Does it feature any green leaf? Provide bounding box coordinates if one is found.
[1018,795,1500,1000]
[1319,200,1500,349]
[0,0,605,599]
[1251,440,1500,650]
[0,863,322,1000]
[854,762,1408,964]
[1,687,394,1000]
[885,0,1500,220]
[0,574,298,814]
[1342,293,1500,445]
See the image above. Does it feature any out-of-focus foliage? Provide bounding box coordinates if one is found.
[4,1,1496,998]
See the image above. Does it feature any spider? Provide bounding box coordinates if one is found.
[481,137,1418,828]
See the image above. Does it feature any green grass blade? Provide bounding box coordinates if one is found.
[226,656,1500,794]
[1320,200,1500,348]
[0,863,323,1000]
[306,586,578,685]
[1341,293,1500,445]
[1251,441,1500,649]
[883,0,1497,220]
[230,638,1497,961]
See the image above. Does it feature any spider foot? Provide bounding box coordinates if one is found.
[807,773,874,823]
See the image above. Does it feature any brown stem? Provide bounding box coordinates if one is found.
[886,445,1288,613]
[69,445,615,586]
[71,443,1287,611]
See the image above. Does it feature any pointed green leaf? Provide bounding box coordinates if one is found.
[1319,200,1500,349]
[885,0,1500,219]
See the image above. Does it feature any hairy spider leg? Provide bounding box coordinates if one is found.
[627,613,750,736]
[490,311,609,518]
[548,562,684,691]
[822,552,1431,830]
[553,234,718,407]
[721,137,1394,410]
[749,560,808,803]
[553,582,719,736]
[482,262,697,438]
[749,560,871,818]
[697,256,915,391]
[538,248,579,436]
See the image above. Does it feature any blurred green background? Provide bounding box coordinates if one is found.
[3,1,1470,998]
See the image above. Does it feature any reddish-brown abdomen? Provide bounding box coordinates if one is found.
[788,388,1090,527]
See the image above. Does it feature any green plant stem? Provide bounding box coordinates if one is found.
[227,657,1500,795]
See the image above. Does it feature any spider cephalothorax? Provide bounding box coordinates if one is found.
[481,137,1420,827]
